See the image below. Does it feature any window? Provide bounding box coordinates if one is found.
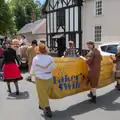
[106,45,118,54]
[96,0,102,16]
[101,46,107,52]
[94,26,102,42]
[57,10,65,27]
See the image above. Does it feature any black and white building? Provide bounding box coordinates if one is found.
[44,0,120,56]
[43,0,83,56]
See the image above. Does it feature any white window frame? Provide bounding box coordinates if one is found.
[94,25,102,43]
[95,0,103,16]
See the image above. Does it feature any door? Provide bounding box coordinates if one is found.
[57,37,66,57]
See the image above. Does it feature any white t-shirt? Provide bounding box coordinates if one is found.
[30,54,56,80]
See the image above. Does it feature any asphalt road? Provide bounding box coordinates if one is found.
[0,73,120,120]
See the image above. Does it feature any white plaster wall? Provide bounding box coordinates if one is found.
[47,14,50,33]
[54,12,57,33]
[65,9,69,32]
[70,8,74,31]
[82,0,120,49]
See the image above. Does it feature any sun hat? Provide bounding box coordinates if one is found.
[12,39,20,47]
[34,43,49,54]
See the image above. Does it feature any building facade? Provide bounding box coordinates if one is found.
[44,0,120,55]
[43,0,83,56]
[18,18,46,44]
[82,0,120,49]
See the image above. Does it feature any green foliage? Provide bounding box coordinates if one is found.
[9,0,42,30]
[0,0,42,35]
[0,0,14,35]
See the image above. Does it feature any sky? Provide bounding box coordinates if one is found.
[5,0,45,5]
[39,0,45,4]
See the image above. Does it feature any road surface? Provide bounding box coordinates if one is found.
[0,73,120,120]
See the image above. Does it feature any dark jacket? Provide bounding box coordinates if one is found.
[3,48,19,65]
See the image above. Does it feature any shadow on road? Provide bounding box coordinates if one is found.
[48,89,120,120]
[27,80,36,84]
[7,91,29,100]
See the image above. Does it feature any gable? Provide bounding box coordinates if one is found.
[42,0,83,13]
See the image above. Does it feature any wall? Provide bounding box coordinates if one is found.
[82,0,120,49]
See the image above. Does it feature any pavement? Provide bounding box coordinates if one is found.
[0,72,120,120]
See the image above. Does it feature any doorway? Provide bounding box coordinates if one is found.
[57,37,66,57]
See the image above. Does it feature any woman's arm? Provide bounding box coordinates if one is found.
[36,57,56,70]
[86,51,95,65]
[36,61,53,69]
[30,58,36,75]
[64,48,69,57]
[12,49,20,66]
[110,55,117,63]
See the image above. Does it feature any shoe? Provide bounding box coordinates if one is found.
[44,107,52,118]
[7,89,12,93]
[39,105,43,110]
[87,91,93,98]
[89,96,96,104]
[26,77,32,81]
[16,91,19,95]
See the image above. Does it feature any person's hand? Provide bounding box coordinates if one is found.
[110,55,113,59]
[110,55,115,61]
[80,56,86,61]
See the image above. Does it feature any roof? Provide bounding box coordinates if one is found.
[42,0,83,13]
[18,18,46,35]
[52,34,64,39]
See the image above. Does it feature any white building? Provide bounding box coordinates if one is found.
[18,18,46,43]
[43,0,120,55]
[82,0,120,49]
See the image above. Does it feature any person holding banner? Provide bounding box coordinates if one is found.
[86,41,102,103]
[30,43,56,118]
[64,41,79,57]
[111,45,120,90]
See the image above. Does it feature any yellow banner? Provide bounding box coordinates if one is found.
[49,56,114,99]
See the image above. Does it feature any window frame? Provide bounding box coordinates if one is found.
[106,45,118,54]
[95,0,103,16]
[56,10,65,27]
[94,25,102,42]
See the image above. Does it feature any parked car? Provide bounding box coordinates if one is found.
[98,43,119,56]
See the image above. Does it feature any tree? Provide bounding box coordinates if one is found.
[0,0,14,35]
[9,0,42,30]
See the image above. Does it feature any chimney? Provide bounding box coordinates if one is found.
[31,9,36,22]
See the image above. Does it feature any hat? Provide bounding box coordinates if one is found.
[86,41,95,45]
[12,39,20,47]
[35,43,48,54]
